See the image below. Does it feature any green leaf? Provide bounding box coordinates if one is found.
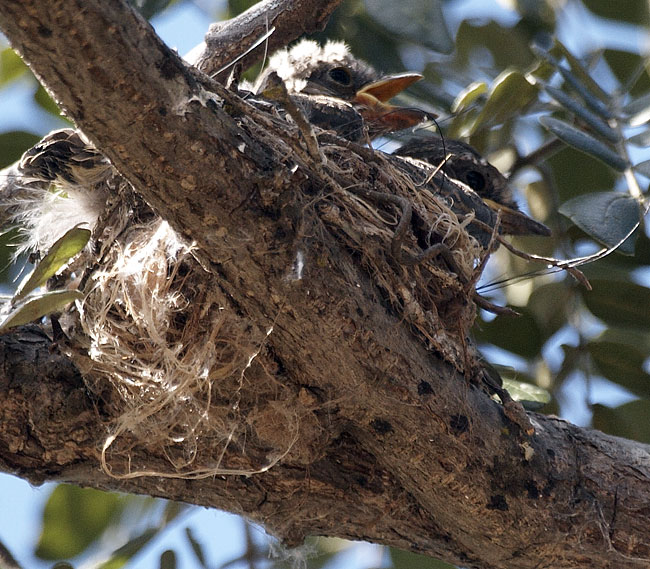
[470,70,538,134]
[544,86,618,142]
[623,92,650,126]
[558,192,640,255]
[553,41,612,109]
[34,84,65,118]
[474,308,544,358]
[14,227,91,301]
[595,328,650,355]
[446,107,479,140]
[581,279,650,329]
[0,290,83,330]
[185,527,207,568]
[0,131,41,168]
[452,81,487,114]
[0,47,29,85]
[604,49,650,98]
[456,20,533,70]
[366,0,453,54]
[546,145,617,204]
[162,501,187,524]
[527,282,575,336]
[539,117,628,171]
[592,401,650,444]
[36,485,123,560]
[582,0,650,26]
[531,40,613,119]
[627,129,650,147]
[633,159,650,178]
[527,57,557,83]
[160,550,177,569]
[501,377,551,409]
[587,341,650,398]
[390,547,455,569]
[98,529,158,569]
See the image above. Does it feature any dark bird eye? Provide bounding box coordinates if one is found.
[464,170,486,192]
[329,66,352,85]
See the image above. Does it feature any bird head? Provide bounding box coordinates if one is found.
[396,138,552,237]
[254,40,429,138]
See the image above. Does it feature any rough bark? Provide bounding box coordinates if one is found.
[0,1,649,569]
[192,0,344,77]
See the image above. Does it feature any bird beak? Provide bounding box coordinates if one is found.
[483,199,552,237]
[354,73,431,133]
[356,72,423,103]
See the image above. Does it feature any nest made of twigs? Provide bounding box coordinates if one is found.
[291,139,486,368]
[73,143,483,478]
[11,108,492,480]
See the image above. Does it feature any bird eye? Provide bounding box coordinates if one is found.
[465,170,486,192]
[328,66,352,85]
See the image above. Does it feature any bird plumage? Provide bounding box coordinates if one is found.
[396,137,551,236]
[254,40,379,99]
[253,39,428,139]
[255,40,550,237]
[3,39,549,259]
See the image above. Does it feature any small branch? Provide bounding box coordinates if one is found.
[348,187,467,277]
[509,138,564,177]
[470,218,592,289]
[194,0,344,78]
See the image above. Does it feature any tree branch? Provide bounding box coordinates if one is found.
[0,1,649,569]
[192,0,345,77]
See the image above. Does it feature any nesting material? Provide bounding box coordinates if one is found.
[7,105,490,479]
[310,142,484,369]
[0,128,114,256]
[69,215,305,479]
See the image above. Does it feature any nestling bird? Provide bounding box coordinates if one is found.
[395,137,552,237]
[4,40,548,255]
[0,129,116,256]
[18,129,112,188]
[252,40,429,140]
[254,40,549,237]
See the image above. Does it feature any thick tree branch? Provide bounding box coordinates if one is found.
[192,0,344,77]
[0,2,649,569]
[3,328,650,568]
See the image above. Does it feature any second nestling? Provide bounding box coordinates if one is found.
[250,39,550,238]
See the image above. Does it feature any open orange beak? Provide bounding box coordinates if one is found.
[357,72,423,102]
[354,73,431,133]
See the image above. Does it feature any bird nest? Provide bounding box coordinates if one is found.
[69,210,301,478]
[11,118,494,479]
[307,141,487,368]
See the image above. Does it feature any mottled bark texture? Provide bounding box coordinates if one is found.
[193,0,344,77]
[0,1,649,569]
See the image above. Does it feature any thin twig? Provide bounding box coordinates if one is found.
[347,187,467,281]
[470,218,592,289]
[194,0,344,78]
[261,72,326,166]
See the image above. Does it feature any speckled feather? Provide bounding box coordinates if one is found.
[254,39,379,99]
